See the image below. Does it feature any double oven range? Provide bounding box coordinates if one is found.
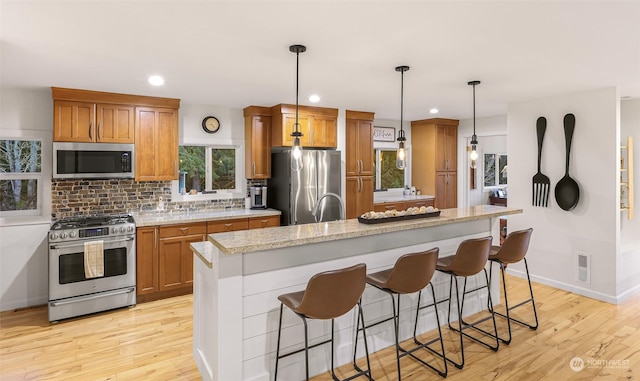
[48,214,136,322]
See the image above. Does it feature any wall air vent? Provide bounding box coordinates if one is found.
[576,252,591,284]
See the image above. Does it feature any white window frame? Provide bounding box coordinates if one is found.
[483,152,508,190]
[0,130,51,226]
[374,148,410,190]
[172,143,245,202]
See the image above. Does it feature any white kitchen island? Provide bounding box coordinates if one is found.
[191,205,522,381]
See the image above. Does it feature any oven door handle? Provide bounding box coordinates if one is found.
[49,287,136,307]
[49,236,134,250]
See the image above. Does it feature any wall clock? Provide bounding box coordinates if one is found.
[202,116,220,133]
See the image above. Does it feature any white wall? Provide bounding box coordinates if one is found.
[506,87,620,303]
[618,99,640,299]
[0,87,53,310]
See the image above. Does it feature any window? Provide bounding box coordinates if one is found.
[178,145,238,195]
[0,139,42,216]
[484,153,507,188]
[374,149,406,190]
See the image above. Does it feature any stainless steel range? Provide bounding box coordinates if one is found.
[48,214,136,322]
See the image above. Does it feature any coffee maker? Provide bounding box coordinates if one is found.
[250,184,267,209]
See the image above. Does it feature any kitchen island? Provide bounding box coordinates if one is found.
[191,205,522,381]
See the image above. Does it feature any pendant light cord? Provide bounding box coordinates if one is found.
[295,50,299,133]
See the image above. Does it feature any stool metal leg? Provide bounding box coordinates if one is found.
[351,300,373,380]
[410,284,448,377]
[274,303,284,381]
[455,269,500,351]
[490,258,539,344]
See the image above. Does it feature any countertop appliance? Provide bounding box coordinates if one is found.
[269,150,342,225]
[53,142,135,179]
[48,214,136,322]
[250,184,267,209]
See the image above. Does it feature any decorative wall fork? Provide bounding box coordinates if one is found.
[532,117,550,207]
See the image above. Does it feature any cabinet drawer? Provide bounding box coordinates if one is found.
[207,219,249,233]
[248,215,281,229]
[159,223,207,238]
[405,199,435,208]
[373,202,406,212]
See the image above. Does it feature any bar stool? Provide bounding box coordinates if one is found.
[436,236,498,369]
[355,248,447,380]
[274,263,372,381]
[487,228,538,344]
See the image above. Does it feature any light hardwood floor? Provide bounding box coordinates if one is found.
[1,276,638,380]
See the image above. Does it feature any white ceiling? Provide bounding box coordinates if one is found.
[2,1,639,121]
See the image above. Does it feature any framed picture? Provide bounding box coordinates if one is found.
[373,126,395,142]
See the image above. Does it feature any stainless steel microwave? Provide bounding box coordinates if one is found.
[53,142,135,179]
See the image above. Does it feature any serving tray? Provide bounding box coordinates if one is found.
[357,211,441,224]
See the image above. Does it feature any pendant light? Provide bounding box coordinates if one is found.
[396,65,410,170]
[289,44,306,171]
[468,80,481,169]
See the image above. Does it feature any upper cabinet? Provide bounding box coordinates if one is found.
[243,106,272,179]
[53,100,134,143]
[135,107,179,181]
[345,110,374,177]
[52,88,181,181]
[271,104,338,148]
[411,118,459,209]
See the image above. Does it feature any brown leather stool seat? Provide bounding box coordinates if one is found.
[355,248,447,380]
[487,228,538,344]
[435,236,499,369]
[274,263,372,381]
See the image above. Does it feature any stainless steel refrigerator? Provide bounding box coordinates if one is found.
[269,150,342,225]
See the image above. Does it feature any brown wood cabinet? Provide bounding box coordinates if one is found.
[248,215,281,229]
[135,107,179,181]
[373,199,435,212]
[271,104,338,148]
[411,118,459,209]
[345,110,375,219]
[158,223,206,291]
[53,101,134,143]
[136,227,158,296]
[207,218,249,233]
[243,106,272,179]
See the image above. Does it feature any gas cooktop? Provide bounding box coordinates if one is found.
[50,214,134,230]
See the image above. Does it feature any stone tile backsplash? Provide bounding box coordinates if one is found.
[51,179,246,220]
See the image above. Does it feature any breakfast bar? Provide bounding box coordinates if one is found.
[191,205,522,381]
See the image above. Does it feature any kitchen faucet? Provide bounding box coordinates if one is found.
[311,192,345,222]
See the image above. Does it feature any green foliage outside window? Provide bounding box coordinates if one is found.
[179,146,236,192]
[0,140,41,212]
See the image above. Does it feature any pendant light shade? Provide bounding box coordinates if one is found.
[396,65,410,170]
[468,80,481,169]
[290,44,306,171]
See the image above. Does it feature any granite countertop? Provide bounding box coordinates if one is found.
[207,205,522,255]
[374,194,435,203]
[133,208,281,227]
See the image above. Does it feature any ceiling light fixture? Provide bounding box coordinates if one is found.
[468,80,481,169]
[148,75,165,86]
[289,44,306,171]
[395,65,410,170]
[308,94,320,103]
[429,108,439,114]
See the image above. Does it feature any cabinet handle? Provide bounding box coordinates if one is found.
[385,206,395,210]
[261,220,268,227]
[180,227,189,234]
[154,228,157,249]
[89,121,93,140]
[253,162,256,176]
[98,122,101,141]
[359,177,363,192]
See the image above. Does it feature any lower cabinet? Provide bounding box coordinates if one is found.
[345,176,374,219]
[435,172,457,209]
[136,214,280,302]
[373,199,435,212]
[158,223,206,291]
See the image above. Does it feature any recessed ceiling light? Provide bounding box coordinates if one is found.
[148,75,165,86]
[429,108,439,114]
[308,94,320,103]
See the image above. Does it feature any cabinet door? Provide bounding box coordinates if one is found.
[245,115,271,179]
[436,125,457,171]
[311,116,337,148]
[345,119,360,177]
[53,100,95,142]
[282,113,311,146]
[158,234,204,291]
[436,172,457,209]
[135,107,178,181]
[345,176,374,219]
[96,104,135,143]
[248,215,281,229]
[136,227,158,295]
[357,120,374,176]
